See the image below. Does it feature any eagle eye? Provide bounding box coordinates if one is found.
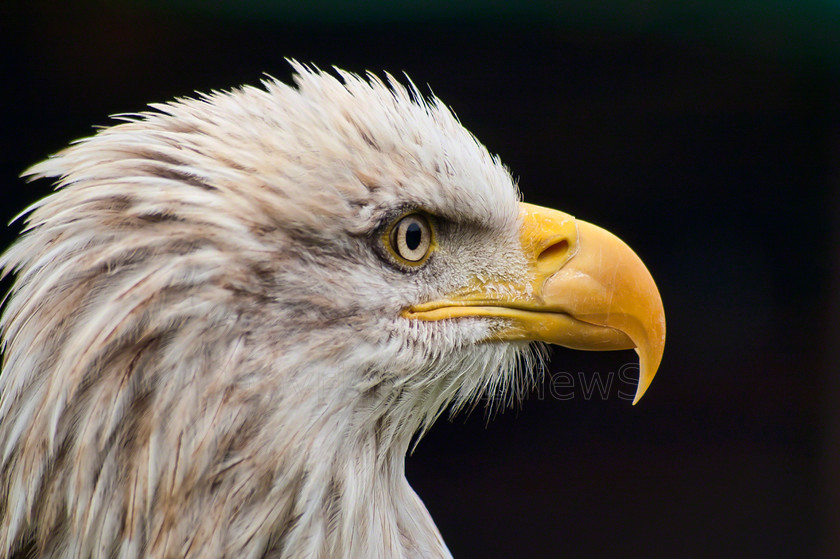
[386,213,433,266]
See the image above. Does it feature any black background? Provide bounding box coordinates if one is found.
[2,2,839,558]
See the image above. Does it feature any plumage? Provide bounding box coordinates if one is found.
[0,63,664,558]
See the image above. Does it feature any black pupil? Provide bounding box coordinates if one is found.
[405,221,422,251]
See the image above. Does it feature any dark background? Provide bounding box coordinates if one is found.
[2,1,839,557]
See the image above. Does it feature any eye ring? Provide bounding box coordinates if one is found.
[386,213,434,266]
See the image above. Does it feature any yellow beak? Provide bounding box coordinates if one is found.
[404,202,666,404]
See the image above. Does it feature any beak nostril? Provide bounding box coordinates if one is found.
[538,239,569,264]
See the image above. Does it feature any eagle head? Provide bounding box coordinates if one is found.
[0,63,664,558]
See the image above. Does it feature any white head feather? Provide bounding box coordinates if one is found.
[0,63,543,558]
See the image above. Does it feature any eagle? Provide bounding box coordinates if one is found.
[0,63,665,558]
